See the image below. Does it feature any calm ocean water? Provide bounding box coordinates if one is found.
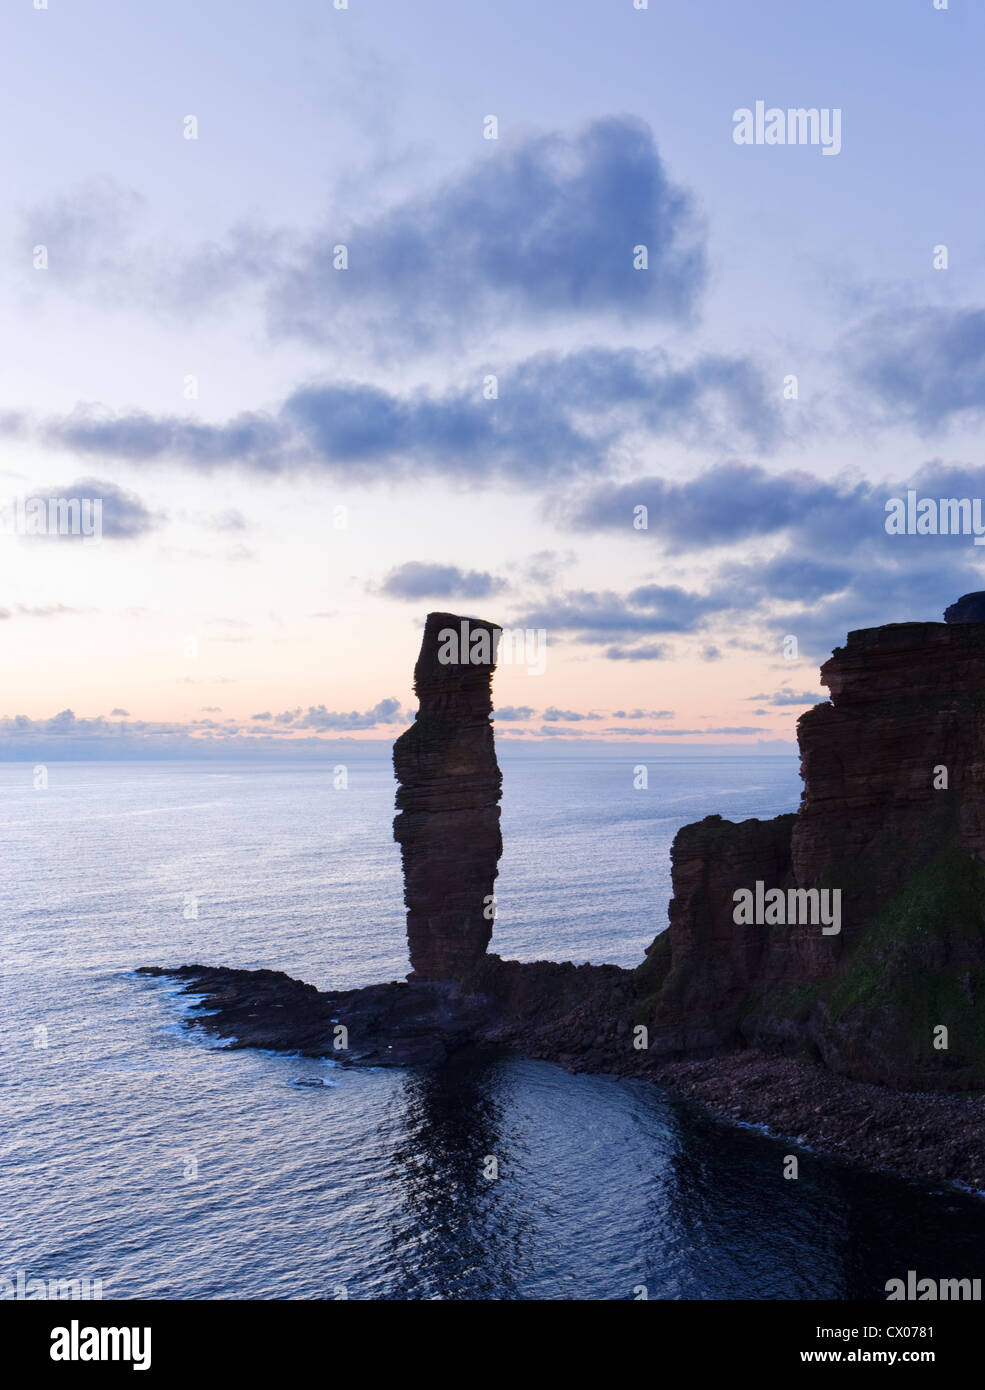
[3,753,985,1300]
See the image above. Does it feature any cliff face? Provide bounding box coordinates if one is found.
[793,621,985,920]
[640,610,985,1088]
[644,812,797,1054]
[392,612,503,983]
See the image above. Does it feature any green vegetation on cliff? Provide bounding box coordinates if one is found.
[752,848,985,1085]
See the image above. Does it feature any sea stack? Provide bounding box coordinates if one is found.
[392,612,504,983]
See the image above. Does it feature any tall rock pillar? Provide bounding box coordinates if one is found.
[393,612,503,982]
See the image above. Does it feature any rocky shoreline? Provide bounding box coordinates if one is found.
[639,1053,985,1193]
[139,961,985,1193]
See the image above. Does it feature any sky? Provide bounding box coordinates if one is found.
[1,0,983,758]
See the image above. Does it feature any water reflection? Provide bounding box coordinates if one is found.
[375,1059,985,1300]
[382,1054,535,1299]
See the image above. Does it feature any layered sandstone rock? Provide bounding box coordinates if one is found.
[793,618,985,919]
[641,601,985,1087]
[944,591,985,623]
[392,612,503,983]
[645,813,797,1053]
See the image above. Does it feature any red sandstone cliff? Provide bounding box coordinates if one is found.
[641,607,985,1089]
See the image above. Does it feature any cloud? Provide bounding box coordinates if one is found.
[599,725,765,736]
[516,584,724,645]
[559,458,985,658]
[726,554,854,604]
[25,119,705,353]
[542,707,602,722]
[8,478,160,539]
[266,697,403,731]
[0,704,778,755]
[24,177,147,287]
[281,348,778,472]
[604,726,683,735]
[271,116,707,348]
[0,700,407,756]
[207,508,248,533]
[706,726,767,735]
[37,411,285,470]
[611,709,674,719]
[81,477,160,539]
[560,463,853,554]
[25,345,776,484]
[377,561,506,600]
[850,307,985,432]
[589,459,985,565]
[110,707,130,716]
[12,604,88,618]
[603,643,671,661]
[748,688,826,707]
[0,709,205,753]
[520,550,574,587]
[492,705,535,721]
[22,175,286,314]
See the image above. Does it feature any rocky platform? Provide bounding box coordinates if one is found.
[137,962,985,1190]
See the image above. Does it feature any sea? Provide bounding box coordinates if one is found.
[3,753,985,1301]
